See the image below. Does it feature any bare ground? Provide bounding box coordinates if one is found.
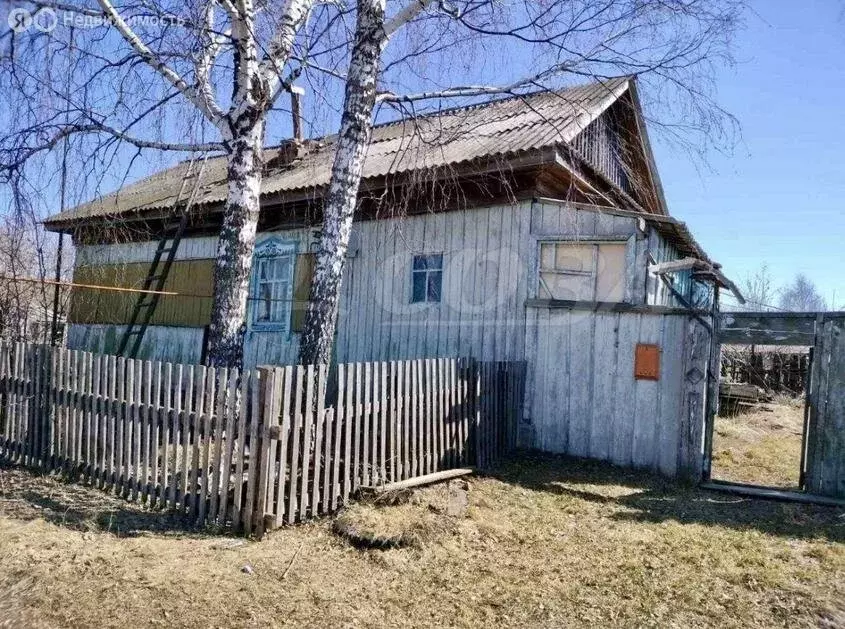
[1,454,844,629]
[712,399,806,488]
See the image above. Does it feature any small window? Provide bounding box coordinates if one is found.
[251,240,295,330]
[411,254,443,303]
[538,241,626,302]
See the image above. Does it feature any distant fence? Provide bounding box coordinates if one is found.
[721,348,809,395]
[0,342,524,536]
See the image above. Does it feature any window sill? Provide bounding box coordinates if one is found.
[249,323,290,333]
[525,298,706,315]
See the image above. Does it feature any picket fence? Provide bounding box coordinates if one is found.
[0,342,525,536]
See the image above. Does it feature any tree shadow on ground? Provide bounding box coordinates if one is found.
[0,461,221,538]
[489,450,845,544]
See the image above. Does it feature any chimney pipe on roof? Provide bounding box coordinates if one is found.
[290,85,304,142]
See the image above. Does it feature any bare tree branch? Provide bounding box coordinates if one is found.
[383,0,434,39]
[375,59,581,103]
[2,122,221,175]
[259,0,316,105]
[95,0,228,128]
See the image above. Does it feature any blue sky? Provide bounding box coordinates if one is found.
[651,0,845,309]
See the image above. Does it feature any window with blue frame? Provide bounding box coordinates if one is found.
[411,254,443,303]
[250,239,296,331]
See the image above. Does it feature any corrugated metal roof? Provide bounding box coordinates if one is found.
[45,77,631,226]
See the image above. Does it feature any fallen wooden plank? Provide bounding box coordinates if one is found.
[701,481,845,508]
[362,467,476,494]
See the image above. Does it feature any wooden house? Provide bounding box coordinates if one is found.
[44,77,739,476]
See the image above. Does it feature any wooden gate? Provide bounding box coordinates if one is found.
[805,316,845,498]
[717,311,845,499]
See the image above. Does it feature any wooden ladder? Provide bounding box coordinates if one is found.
[116,155,209,358]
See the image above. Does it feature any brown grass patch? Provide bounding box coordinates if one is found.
[333,484,463,549]
[1,455,844,628]
[712,401,805,488]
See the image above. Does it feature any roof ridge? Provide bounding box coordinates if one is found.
[366,75,630,133]
[168,76,632,164]
[260,75,632,150]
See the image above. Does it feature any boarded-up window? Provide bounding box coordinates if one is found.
[538,241,626,302]
[68,260,214,327]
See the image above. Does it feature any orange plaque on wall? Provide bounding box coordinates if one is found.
[634,344,660,380]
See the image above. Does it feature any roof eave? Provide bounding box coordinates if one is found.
[44,147,562,234]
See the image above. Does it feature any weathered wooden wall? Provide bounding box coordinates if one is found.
[71,233,315,332]
[333,202,531,364]
[70,260,214,326]
[523,307,710,479]
[805,316,845,498]
[65,200,720,480]
[572,104,631,196]
[646,227,696,308]
[67,324,206,364]
[70,200,698,370]
[71,202,536,368]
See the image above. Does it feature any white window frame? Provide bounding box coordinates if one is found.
[411,253,443,304]
[249,238,296,332]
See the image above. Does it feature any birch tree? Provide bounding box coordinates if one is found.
[2,0,322,366]
[298,0,746,363]
[1,0,745,367]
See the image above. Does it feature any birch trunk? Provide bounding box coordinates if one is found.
[207,120,265,368]
[298,0,387,365]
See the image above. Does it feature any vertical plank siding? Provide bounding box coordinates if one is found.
[68,203,533,370]
[0,343,525,533]
[524,309,711,479]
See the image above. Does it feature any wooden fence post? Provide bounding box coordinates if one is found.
[470,359,482,470]
[253,366,277,538]
[679,318,710,481]
[0,343,7,459]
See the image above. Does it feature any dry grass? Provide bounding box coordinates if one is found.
[333,483,468,549]
[712,400,806,488]
[1,455,844,628]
